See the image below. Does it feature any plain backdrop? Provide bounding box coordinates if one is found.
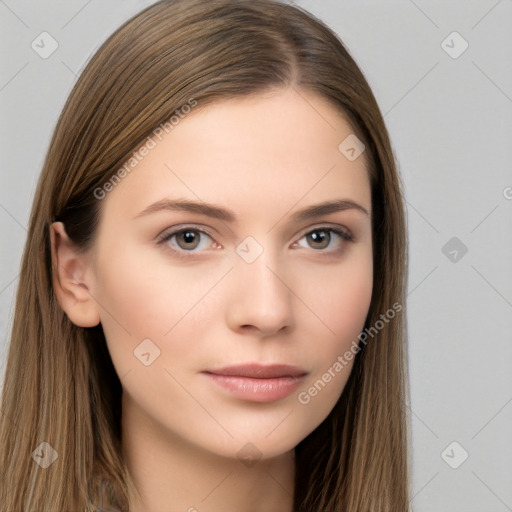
[1,1,511,511]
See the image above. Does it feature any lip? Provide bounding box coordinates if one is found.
[201,364,308,402]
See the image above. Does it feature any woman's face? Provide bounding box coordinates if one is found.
[85,87,373,460]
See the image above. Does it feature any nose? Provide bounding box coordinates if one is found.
[225,249,294,337]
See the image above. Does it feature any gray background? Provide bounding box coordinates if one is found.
[1,1,511,510]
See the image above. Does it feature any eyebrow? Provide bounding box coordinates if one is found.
[134,198,370,223]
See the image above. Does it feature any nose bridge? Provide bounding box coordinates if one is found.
[227,238,294,335]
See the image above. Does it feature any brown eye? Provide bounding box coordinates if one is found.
[158,227,215,254]
[306,230,331,250]
[175,230,201,250]
[295,227,353,252]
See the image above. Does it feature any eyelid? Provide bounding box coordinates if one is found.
[156,224,218,243]
[296,222,353,241]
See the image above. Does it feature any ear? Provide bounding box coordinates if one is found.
[49,221,101,327]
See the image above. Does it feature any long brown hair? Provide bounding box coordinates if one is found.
[0,1,410,510]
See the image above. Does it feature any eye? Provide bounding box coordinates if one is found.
[156,226,219,254]
[294,226,353,252]
[156,224,354,258]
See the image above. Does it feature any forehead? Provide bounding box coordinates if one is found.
[99,88,371,223]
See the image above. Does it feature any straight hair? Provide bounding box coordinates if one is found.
[0,1,410,510]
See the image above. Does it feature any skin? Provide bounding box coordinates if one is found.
[50,87,373,512]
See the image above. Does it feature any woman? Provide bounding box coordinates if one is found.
[0,0,410,510]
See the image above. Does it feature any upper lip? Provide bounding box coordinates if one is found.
[203,364,308,379]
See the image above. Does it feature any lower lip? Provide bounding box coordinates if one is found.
[202,373,305,402]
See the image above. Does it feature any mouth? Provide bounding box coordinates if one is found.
[201,364,308,402]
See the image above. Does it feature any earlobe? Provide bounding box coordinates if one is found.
[49,221,101,327]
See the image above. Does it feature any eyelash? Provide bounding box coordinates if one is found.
[156,224,354,259]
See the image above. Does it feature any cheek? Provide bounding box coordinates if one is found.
[300,250,373,343]
[297,250,372,391]
[91,242,230,368]
[293,262,372,425]
[328,271,373,341]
